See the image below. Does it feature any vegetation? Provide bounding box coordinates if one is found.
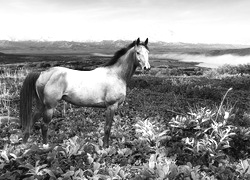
[203,63,250,78]
[1,62,250,179]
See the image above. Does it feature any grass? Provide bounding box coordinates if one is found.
[1,61,250,179]
[0,67,28,118]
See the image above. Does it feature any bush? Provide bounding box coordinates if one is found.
[204,63,250,78]
[217,64,239,75]
[203,68,222,79]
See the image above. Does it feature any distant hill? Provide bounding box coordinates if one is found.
[0,40,249,55]
[0,40,130,54]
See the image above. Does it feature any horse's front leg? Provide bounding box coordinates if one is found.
[103,104,117,148]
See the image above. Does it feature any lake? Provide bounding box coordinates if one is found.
[150,53,250,68]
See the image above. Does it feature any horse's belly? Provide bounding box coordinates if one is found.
[63,85,126,108]
[63,88,106,107]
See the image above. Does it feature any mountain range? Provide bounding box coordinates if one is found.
[0,40,250,55]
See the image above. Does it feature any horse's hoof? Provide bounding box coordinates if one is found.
[43,144,49,149]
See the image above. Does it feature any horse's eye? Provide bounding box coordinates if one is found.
[136,52,140,55]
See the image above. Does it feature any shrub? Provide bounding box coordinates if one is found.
[203,63,250,78]
[217,64,239,75]
[203,68,221,79]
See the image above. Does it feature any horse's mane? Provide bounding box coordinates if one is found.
[104,41,149,67]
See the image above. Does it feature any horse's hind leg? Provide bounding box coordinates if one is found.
[23,99,43,143]
[41,108,54,145]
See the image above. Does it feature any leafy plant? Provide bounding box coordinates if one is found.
[57,136,85,158]
[237,159,250,178]
[59,166,87,180]
[0,144,17,166]
[19,160,55,179]
[134,118,169,147]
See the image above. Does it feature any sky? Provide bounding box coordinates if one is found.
[1,0,250,44]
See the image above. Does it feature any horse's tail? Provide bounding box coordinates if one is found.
[20,72,41,133]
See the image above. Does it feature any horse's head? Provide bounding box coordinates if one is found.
[134,38,150,70]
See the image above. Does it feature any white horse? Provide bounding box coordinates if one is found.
[20,38,150,147]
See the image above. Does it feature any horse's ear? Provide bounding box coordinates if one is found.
[145,38,148,45]
[133,40,136,46]
[136,38,140,46]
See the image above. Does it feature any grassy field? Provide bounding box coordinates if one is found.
[1,52,250,179]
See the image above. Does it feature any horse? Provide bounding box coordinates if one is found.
[20,38,150,147]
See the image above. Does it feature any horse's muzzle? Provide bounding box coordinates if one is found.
[144,66,151,71]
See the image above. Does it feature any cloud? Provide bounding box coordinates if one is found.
[1,0,250,44]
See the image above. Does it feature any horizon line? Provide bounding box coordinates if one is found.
[0,39,250,46]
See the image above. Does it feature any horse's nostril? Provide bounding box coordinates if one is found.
[143,67,150,71]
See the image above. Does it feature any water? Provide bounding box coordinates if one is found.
[150,53,250,68]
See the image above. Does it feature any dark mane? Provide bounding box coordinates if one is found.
[104,41,149,67]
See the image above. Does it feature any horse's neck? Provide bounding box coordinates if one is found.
[113,49,136,83]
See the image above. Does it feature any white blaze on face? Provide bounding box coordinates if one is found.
[142,47,150,70]
[136,46,150,70]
